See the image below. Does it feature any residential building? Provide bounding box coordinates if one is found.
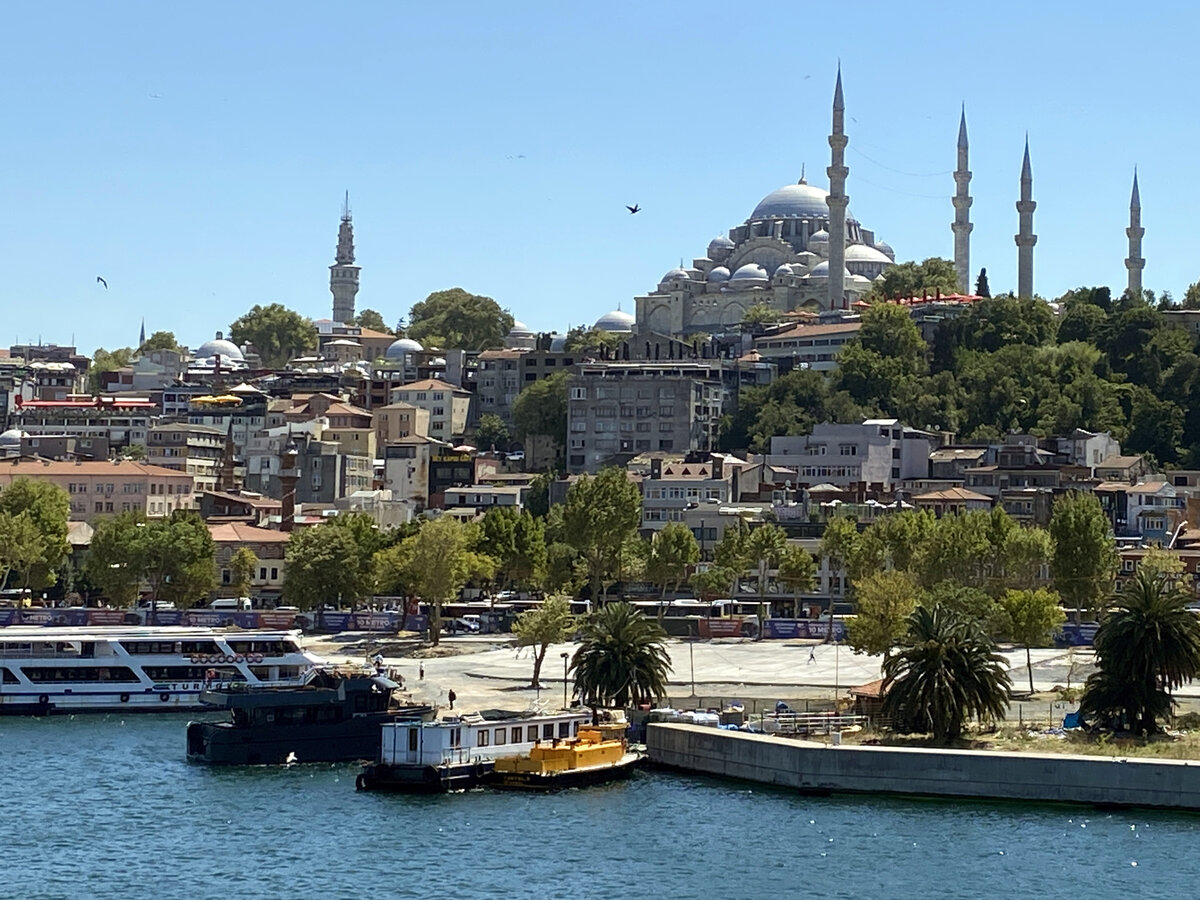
[911,487,993,517]
[246,429,370,504]
[0,459,196,522]
[1052,429,1122,475]
[641,456,736,530]
[372,402,430,447]
[767,419,935,493]
[389,379,473,441]
[928,446,988,482]
[1095,454,1151,484]
[963,435,1090,501]
[198,490,281,526]
[12,396,157,451]
[146,423,226,493]
[187,392,267,458]
[753,320,861,372]
[209,522,291,603]
[334,489,415,530]
[381,436,442,508]
[442,484,527,514]
[19,434,110,460]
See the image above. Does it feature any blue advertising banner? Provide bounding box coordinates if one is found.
[761,619,846,641]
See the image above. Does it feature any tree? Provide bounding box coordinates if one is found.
[645,522,699,598]
[1080,570,1200,734]
[354,309,390,333]
[845,570,918,658]
[229,303,318,368]
[975,268,990,298]
[690,565,735,602]
[145,512,216,607]
[88,347,133,392]
[84,513,144,607]
[835,301,928,411]
[229,546,257,599]
[474,414,511,452]
[570,602,671,709]
[510,511,548,589]
[1049,491,1117,624]
[283,524,364,611]
[777,545,816,617]
[881,604,1012,743]
[745,524,787,637]
[408,288,514,350]
[512,372,569,460]
[1183,281,1200,311]
[138,331,179,353]
[0,478,69,591]
[866,257,959,302]
[400,516,495,645]
[999,588,1065,694]
[326,513,388,600]
[511,595,575,689]
[562,468,642,600]
[741,303,781,329]
[564,326,624,356]
[0,512,50,595]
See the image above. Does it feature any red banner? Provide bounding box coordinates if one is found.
[698,617,745,638]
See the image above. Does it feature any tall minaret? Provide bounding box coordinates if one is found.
[1125,170,1144,298]
[1014,138,1037,299]
[952,106,973,293]
[826,66,849,311]
[330,191,361,324]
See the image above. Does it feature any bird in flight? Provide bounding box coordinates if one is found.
[96,276,108,289]
[626,204,640,214]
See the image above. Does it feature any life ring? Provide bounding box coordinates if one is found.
[234,654,245,664]
[119,693,129,703]
[159,692,170,702]
[38,694,49,705]
[190,654,202,664]
[249,653,264,664]
[474,762,489,780]
[206,654,219,665]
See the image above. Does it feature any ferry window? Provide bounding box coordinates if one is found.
[573,722,580,736]
[542,723,554,740]
[477,729,489,747]
[0,667,17,684]
[494,728,506,745]
[450,728,461,748]
[408,728,418,752]
[527,725,538,742]
[558,722,570,738]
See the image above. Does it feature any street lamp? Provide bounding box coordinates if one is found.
[561,652,570,710]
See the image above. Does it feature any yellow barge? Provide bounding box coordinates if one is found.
[490,722,642,790]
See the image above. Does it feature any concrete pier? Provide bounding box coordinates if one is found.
[648,723,1200,811]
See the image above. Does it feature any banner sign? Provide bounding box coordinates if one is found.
[698,617,746,638]
[761,619,846,641]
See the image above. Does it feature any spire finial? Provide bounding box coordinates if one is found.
[833,63,844,111]
[957,105,968,150]
[341,190,351,221]
[799,163,806,184]
[1131,168,1141,208]
[1021,136,1032,180]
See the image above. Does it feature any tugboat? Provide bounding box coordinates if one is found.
[356,708,591,792]
[186,667,433,765]
[489,720,642,790]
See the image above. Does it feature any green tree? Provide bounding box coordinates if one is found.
[1080,570,1200,734]
[474,413,511,452]
[564,326,624,356]
[562,468,642,600]
[525,472,553,518]
[776,545,816,617]
[84,512,144,607]
[975,268,990,298]
[1183,281,1200,311]
[866,257,959,302]
[229,303,318,368]
[845,570,918,658]
[511,594,575,689]
[835,301,928,411]
[326,512,388,600]
[690,565,735,602]
[1049,491,1117,624]
[400,516,495,645]
[88,347,134,392]
[512,372,569,458]
[881,604,1012,743]
[570,602,671,710]
[408,288,514,350]
[741,303,780,329]
[999,588,1066,694]
[819,514,860,629]
[645,522,700,598]
[283,524,364,611]
[0,478,69,591]
[146,512,216,607]
[745,523,787,636]
[138,331,179,353]
[229,546,257,599]
[354,309,390,333]
[0,512,50,594]
[510,511,548,589]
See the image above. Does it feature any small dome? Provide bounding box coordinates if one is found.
[707,235,735,261]
[731,263,769,283]
[774,264,794,278]
[707,266,731,283]
[0,428,27,446]
[385,337,424,358]
[845,244,893,264]
[509,320,533,335]
[196,332,244,361]
[809,229,830,244]
[874,240,895,261]
[808,261,851,279]
[595,309,635,332]
[661,266,690,283]
[549,335,568,352]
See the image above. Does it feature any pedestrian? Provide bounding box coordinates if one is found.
[419,662,425,681]
[448,689,456,711]
[808,646,816,664]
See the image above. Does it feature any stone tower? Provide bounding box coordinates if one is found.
[952,107,973,293]
[826,66,849,311]
[1014,138,1037,299]
[330,192,361,324]
[1125,170,1144,298]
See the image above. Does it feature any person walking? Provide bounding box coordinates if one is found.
[448,689,457,711]
[419,663,425,681]
[808,646,816,664]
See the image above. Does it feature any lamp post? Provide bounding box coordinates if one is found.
[560,652,570,710]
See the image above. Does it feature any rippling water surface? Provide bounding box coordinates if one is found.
[5,714,1200,899]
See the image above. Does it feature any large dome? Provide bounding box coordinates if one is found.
[385,337,424,358]
[845,244,893,264]
[196,333,244,361]
[751,181,853,221]
[595,309,635,332]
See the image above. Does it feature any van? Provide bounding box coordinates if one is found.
[210,597,252,611]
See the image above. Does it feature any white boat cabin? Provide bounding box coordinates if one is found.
[380,709,591,767]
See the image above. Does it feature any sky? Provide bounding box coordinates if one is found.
[2,1,1198,355]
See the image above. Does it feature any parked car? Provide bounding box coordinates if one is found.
[443,616,481,635]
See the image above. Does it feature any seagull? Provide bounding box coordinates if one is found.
[96,276,108,289]
[626,204,640,214]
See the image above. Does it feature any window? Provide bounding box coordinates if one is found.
[477,729,490,747]
[259,568,267,580]
[659,405,674,416]
[558,721,570,738]
[570,387,587,401]
[659,422,672,432]
[222,569,231,585]
[271,568,278,580]
[542,723,554,740]
[409,728,419,752]
[527,725,538,742]
[494,728,507,745]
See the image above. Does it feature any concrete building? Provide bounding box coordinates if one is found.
[389,379,472,441]
[767,420,935,493]
[753,320,861,372]
[442,484,527,514]
[641,456,736,530]
[209,522,291,603]
[19,434,110,461]
[372,402,430,446]
[12,396,157,452]
[380,436,441,509]
[245,428,370,504]
[912,486,993,517]
[146,423,226,494]
[0,459,196,522]
[333,489,415,530]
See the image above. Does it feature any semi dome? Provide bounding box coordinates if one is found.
[385,337,424,358]
[707,266,731,283]
[0,428,27,446]
[196,332,244,361]
[845,244,893,264]
[731,263,769,283]
[707,235,735,260]
[751,181,852,221]
[873,240,895,261]
[594,309,635,332]
[774,264,794,278]
[808,261,852,279]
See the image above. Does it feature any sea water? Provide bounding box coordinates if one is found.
[3,714,1200,899]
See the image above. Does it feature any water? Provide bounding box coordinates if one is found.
[4,715,1200,899]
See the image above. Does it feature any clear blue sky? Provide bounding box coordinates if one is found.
[3,1,1197,354]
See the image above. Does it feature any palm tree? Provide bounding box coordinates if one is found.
[570,602,671,712]
[881,603,1012,743]
[1080,569,1200,735]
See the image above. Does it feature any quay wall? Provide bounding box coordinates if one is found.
[647,723,1200,810]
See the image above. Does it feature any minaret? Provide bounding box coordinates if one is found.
[1125,170,1144,298]
[826,66,849,310]
[952,106,973,293]
[139,319,146,348]
[330,191,361,324]
[1015,138,1037,298]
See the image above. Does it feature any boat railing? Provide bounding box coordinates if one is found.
[757,713,870,735]
[0,647,84,660]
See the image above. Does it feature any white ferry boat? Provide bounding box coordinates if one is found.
[0,626,324,715]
